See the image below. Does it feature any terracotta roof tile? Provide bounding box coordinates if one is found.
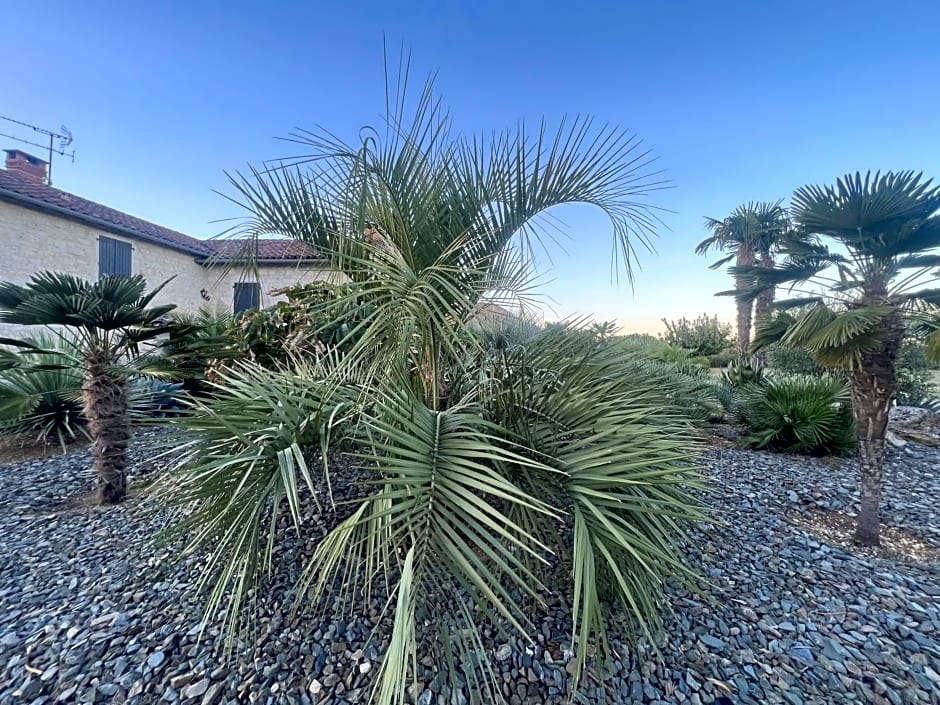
[202,238,320,261]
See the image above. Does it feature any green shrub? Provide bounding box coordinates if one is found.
[620,337,710,375]
[230,282,373,367]
[710,380,738,419]
[708,349,737,368]
[660,314,732,357]
[764,344,824,376]
[737,376,854,456]
[897,338,936,405]
[764,337,936,405]
[614,337,720,419]
[0,335,86,449]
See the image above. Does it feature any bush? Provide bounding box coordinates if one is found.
[620,337,710,375]
[0,335,86,449]
[129,378,186,420]
[615,337,721,420]
[710,380,738,419]
[897,338,936,405]
[660,314,732,357]
[230,282,372,367]
[763,338,936,406]
[764,344,824,376]
[707,348,737,368]
[737,376,855,456]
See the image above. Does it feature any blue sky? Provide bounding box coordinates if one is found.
[3,1,939,332]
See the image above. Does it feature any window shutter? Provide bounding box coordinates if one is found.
[233,282,261,314]
[99,237,132,278]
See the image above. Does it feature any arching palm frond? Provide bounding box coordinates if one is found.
[224,71,669,292]
[162,56,704,705]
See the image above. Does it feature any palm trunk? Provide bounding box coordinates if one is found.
[848,309,902,546]
[83,351,131,504]
[753,250,775,329]
[752,250,775,364]
[734,248,756,358]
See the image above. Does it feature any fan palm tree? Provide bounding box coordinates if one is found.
[0,272,176,503]
[162,66,707,705]
[696,201,789,356]
[737,171,940,546]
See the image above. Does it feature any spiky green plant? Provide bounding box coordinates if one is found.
[737,375,855,455]
[0,333,87,449]
[161,61,707,705]
[721,357,765,388]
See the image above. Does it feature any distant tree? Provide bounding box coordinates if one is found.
[660,313,732,356]
[696,201,790,356]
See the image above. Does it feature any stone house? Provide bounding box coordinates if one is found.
[0,149,332,335]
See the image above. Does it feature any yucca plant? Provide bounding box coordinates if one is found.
[0,273,176,503]
[721,357,765,388]
[737,375,855,455]
[0,333,87,449]
[163,62,706,704]
[732,171,940,545]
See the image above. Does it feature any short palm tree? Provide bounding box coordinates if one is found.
[163,69,706,704]
[696,201,789,356]
[0,272,175,503]
[737,171,940,546]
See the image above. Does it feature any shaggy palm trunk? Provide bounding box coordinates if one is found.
[752,250,775,364]
[848,309,902,546]
[734,248,756,358]
[83,351,131,504]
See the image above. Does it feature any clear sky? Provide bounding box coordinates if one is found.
[3,1,939,333]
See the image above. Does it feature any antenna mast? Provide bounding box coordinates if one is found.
[0,115,75,185]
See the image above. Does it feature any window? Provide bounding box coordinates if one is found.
[233,282,261,314]
[99,237,132,278]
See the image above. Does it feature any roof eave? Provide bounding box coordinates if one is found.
[196,257,327,266]
[0,187,209,257]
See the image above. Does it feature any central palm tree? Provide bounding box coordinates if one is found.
[0,273,175,503]
[164,66,706,704]
[696,201,790,356]
[738,171,940,546]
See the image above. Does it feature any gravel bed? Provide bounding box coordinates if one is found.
[0,433,938,705]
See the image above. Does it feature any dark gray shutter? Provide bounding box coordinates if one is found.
[99,237,132,278]
[233,282,260,314]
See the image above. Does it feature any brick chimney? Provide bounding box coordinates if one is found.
[4,149,48,184]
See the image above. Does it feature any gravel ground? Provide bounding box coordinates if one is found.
[0,432,938,705]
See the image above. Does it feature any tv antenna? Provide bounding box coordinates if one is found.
[0,115,75,185]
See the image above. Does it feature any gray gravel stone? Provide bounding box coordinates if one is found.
[0,430,937,705]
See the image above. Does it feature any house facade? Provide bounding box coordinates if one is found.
[0,150,333,335]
